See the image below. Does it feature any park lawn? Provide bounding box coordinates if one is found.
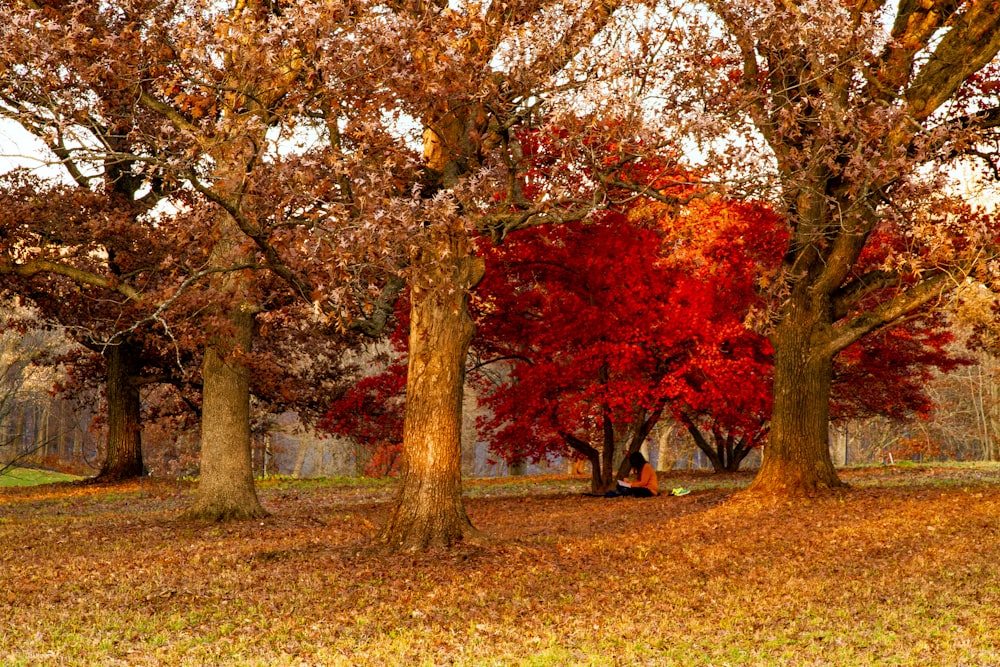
[2,464,1000,666]
[0,466,82,488]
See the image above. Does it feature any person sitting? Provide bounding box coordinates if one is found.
[609,451,659,497]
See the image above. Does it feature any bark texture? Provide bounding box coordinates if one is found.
[94,341,145,482]
[379,232,484,551]
[379,0,625,547]
[185,305,266,520]
[749,310,844,494]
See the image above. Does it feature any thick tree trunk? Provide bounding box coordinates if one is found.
[379,237,485,551]
[182,129,268,521]
[748,317,845,495]
[185,305,266,520]
[94,341,144,482]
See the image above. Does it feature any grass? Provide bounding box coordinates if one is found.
[3,464,1000,665]
[0,466,81,487]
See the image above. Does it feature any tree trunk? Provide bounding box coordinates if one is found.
[601,411,616,488]
[724,435,754,472]
[748,317,845,494]
[685,421,724,472]
[379,235,485,551]
[615,404,667,479]
[561,432,604,494]
[182,125,268,521]
[685,421,755,473]
[94,341,144,482]
[185,305,266,520]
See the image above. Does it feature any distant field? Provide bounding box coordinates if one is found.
[0,466,81,487]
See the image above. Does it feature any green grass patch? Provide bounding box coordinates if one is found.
[0,466,81,487]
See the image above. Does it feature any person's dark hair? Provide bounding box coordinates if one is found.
[628,451,647,474]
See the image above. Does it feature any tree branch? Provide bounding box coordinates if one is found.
[136,88,210,149]
[904,2,1000,121]
[830,269,898,320]
[185,171,318,304]
[348,275,406,338]
[0,259,142,302]
[823,269,960,357]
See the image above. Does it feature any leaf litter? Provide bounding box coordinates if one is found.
[2,465,1000,665]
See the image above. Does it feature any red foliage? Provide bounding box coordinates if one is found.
[832,315,969,422]
[472,183,966,473]
[320,305,409,477]
[470,192,786,471]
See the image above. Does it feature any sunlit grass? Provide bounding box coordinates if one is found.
[0,466,80,487]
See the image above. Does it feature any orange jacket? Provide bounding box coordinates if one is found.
[631,463,659,495]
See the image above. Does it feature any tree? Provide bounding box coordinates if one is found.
[475,150,974,483]
[472,191,786,490]
[0,168,187,481]
[3,0,695,546]
[0,0,394,516]
[315,1,689,549]
[832,316,968,424]
[694,1,1000,494]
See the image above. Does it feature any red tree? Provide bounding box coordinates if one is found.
[473,190,969,485]
[832,317,968,423]
[471,194,787,491]
[320,183,968,494]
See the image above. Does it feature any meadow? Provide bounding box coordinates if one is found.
[3,464,1000,666]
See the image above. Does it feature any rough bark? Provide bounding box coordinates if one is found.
[379,232,485,550]
[749,311,844,494]
[380,0,627,547]
[93,341,144,482]
[184,304,266,521]
[180,82,271,520]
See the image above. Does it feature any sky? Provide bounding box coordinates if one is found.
[0,118,65,180]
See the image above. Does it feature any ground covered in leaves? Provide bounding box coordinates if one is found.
[3,464,1000,666]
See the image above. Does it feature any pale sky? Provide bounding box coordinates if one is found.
[0,119,65,180]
